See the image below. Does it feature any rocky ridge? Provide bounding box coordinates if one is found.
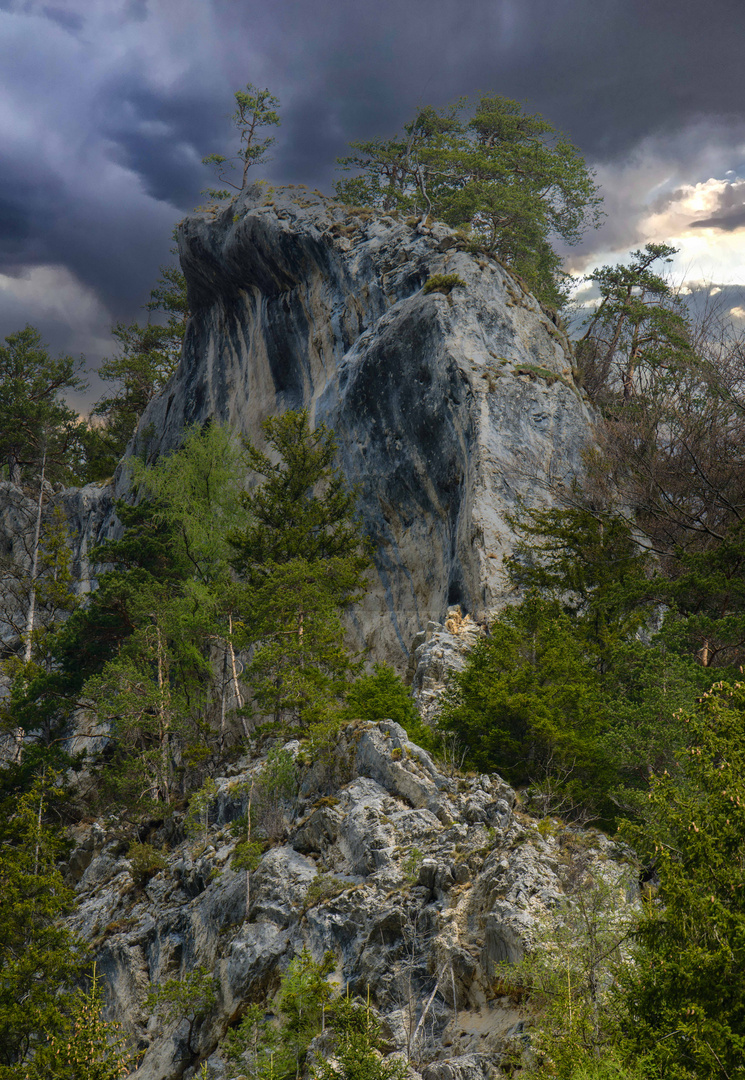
[68,722,634,1080]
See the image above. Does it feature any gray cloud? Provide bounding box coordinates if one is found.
[1,0,745,405]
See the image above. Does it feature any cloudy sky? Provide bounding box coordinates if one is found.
[2,0,745,409]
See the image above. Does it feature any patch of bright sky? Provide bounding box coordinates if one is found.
[568,172,745,322]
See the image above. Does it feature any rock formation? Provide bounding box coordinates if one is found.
[0,192,620,1079]
[132,184,597,664]
[2,185,596,667]
[67,722,634,1080]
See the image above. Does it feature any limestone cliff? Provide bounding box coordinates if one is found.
[1,186,596,667]
[132,184,596,664]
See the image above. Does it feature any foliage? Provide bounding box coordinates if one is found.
[126,841,168,887]
[185,777,218,841]
[221,1002,280,1077]
[0,772,84,1074]
[221,949,335,1079]
[502,866,636,1078]
[229,410,372,731]
[303,872,347,910]
[89,259,189,474]
[4,495,191,784]
[34,964,131,1080]
[203,84,281,199]
[574,245,745,672]
[250,747,299,842]
[422,274,466,295]
[0,325,87,486]
[275,948,336,1076]
[342,663,434,750]
[0,501,80,682]
[576,243,692,404]
[146,966,217,1057]
[619,679,745,1077]
[505,505,654,656]
[437,592,608,810]
[336,94,602,306]
[127,422,244,590]
[312,994,408,1080]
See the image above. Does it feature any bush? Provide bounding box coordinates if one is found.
[422,273,466,295]
[344,664,436,751]
[437,593,609,815]
[127,841,167,887]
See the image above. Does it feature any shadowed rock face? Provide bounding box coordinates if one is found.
[131,184,597,665]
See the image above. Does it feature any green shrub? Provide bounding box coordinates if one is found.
[422,273,466,295]
[344,663,435,751]
[127,842,167,887]
[303,872,347,910]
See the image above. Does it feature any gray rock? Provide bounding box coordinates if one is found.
[59,722,636,1080]
[127,187,596,666]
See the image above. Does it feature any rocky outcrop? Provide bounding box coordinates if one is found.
[408,606,484,721]
[67,722,634,1080]
[0,189,596,667]
[131,185,597,664]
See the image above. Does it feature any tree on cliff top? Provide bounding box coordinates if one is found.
[202,83,281,200]
[335,94,602,307]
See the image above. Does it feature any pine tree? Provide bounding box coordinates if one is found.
[336,94,601,307]
[437,592,607,811]
[35,964,131,1080]
[0,772,84,1075]
[0,326,86,487]
[620,679,745,1077]
[229,410,371,732]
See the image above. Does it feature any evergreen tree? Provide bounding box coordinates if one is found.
[89,258,189,475]
[505,504,654,671]
[35,964,131,1080]
[336,94,601,306]
[1,496,193,797]
[0,326,86,486]
[620,678,745,1078]
[229,410,371,731]
[576,243,692,403]
[313,995,407,1080]
[437,592,608,813]
[202,84,281,199]
[0,772,84,1076]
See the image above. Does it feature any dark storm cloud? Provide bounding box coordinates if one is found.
[40,6,83,33]
[2,0,745,405]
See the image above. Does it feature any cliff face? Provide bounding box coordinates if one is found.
[1,186,596,667]
[132,184,596,664]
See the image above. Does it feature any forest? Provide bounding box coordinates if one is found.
[1,88,745,1080]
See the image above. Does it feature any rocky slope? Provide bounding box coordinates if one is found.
[68,721,634,1080]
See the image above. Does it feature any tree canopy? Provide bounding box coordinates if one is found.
[336,94,602,306]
